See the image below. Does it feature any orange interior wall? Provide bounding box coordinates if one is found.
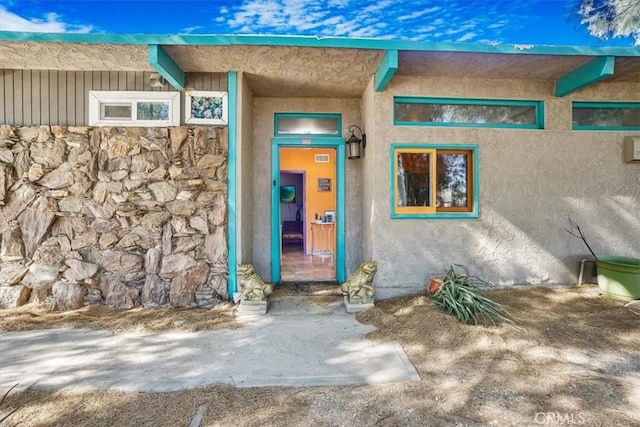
[280,147,335,253]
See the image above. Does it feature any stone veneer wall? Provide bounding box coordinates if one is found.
[0,125,228,310]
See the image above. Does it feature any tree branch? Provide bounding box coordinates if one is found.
[565,216,599,260]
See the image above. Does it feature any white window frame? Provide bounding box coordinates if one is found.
[89,91,181,126]
[185,90,229,125]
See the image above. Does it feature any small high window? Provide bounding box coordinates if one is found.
[89,91,180,126]
[394,97,544,129]
[391,144,479,219]
[572,102,640,130]
[274,113,341,136]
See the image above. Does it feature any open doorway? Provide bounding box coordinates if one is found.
[279,147,336,281]
[280,171,305,253]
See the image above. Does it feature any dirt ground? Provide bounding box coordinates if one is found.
[1,284,639,427]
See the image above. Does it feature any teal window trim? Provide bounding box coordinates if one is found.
[274,113,342,136]
[390,143,480,220]
[572,101,640,131]
[394,97,544,129]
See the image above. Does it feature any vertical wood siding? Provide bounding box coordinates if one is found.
[0,70,228,126]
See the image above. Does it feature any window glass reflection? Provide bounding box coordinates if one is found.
[572,107,640,128]
[137,102,169,120]
[277,117,339,135]
[101,103,131,120]
[395,103,537,125]
[397,152,432,207]
[437,154,468,208]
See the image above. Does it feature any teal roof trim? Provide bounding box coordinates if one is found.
[555,56,615,97]
[374,50,398,92]
[2,31,640,57]
[148,45,185,90]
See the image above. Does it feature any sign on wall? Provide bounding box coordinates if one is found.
[317,178,331,192]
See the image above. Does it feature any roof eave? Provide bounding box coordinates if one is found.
[0,31,639,57]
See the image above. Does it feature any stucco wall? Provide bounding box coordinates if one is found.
[361,80,376,261]
[367,75,640,298]
[252,97,363,281]
[237,73,255,264]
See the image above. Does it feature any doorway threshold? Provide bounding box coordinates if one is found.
[275,281,340,296]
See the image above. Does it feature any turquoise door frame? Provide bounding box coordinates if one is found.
[271,137,346,283]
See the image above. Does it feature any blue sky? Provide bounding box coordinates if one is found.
[0,0,636,46]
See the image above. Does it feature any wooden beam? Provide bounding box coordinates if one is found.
[374,50,398,92]
[148,44,185,90]
[555,56,615,97]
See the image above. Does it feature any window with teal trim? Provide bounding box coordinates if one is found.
[274,113,341,136]
[391,144,479,219]
[572,102,640,130]
[394,97,544,129]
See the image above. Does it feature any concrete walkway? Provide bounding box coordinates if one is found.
[0,297,420,392]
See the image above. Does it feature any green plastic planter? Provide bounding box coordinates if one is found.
[596,255,640,300]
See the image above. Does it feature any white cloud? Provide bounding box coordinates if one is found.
[0,0,604,46]
[415,25,437,34]
[397,7,441,21]
[181,25,204,34]
[220,0,534,43]
[456,32,476,42]
[327,0,349,8]
[0,6,93,33]
[488,20,508,30]
[361,0,394,15]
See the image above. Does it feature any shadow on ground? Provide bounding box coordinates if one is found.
[1,284,639,426]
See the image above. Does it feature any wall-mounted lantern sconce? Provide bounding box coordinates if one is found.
[149,73,166,88]
[346,124,366,159]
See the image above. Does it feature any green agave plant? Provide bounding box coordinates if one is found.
[428,264,513,326]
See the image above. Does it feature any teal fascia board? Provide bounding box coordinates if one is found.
[374,50,398,92]
[227,71,238,298]
[390,143,480,220]
[555,56,615,97]
[148,44,185,90]
[2,31,640,57]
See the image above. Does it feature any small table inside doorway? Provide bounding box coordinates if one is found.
[310,221,335,259]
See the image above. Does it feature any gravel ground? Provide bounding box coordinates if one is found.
[1,284,639,427]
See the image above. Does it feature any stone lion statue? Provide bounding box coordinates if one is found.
[237,264,273,302]
[341,261,378,304]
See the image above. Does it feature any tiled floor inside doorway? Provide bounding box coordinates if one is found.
[281,246,336,281]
